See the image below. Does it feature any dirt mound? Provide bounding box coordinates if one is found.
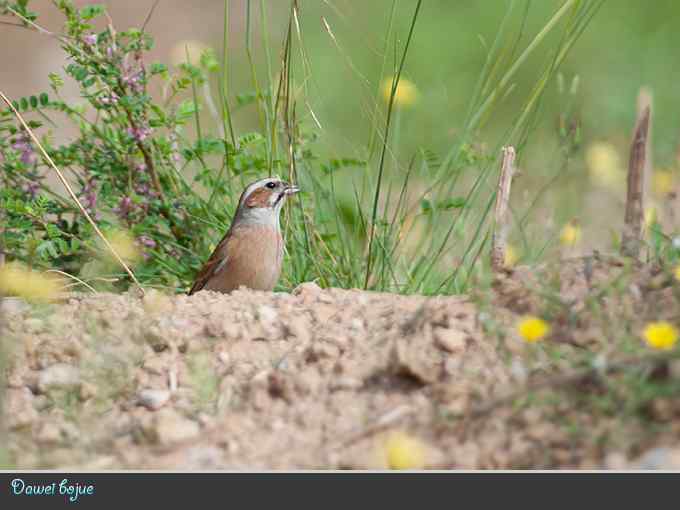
[2,277,678,468]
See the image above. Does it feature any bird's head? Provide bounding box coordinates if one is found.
[233,177,300,227]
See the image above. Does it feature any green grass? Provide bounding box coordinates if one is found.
[2,0,680,296]
[260,0,604,294]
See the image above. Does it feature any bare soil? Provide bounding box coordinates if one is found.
[2,265,680,469]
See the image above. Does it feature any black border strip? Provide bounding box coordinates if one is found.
[1,471,679,509]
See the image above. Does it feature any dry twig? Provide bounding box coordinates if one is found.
[491,146,516,271]
[621,101,651,259]
[637,87,653,203]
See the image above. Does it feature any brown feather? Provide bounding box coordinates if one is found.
[188,224,282,295]
[245,188,274,208]
[188,230,231,295]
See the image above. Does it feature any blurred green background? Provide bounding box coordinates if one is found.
[2,0,680,290]
[5,1,679,163]
[209,0,680,260]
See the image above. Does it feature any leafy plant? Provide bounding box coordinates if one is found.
[0,0,604,295]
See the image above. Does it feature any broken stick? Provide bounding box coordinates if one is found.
[621,103,651,259]
[491,146,516,271]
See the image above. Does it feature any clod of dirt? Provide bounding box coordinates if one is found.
[5,388,38,430]
[144,408,200,445]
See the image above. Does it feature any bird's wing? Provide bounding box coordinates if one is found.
[188,232,231,295]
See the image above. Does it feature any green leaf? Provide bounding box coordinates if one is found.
[235,91,258,107]
[177,62,204,83]
[37,240,59,259]
[238,132,264,147]
[66,64,88,82]
[194,137,225,156]
[439,197,467,209]
[321,157,366,173]
[56,238,69,254]
[150,62,168,75]
[39,92,49,106]
[79,4,105,20]
[200,48,220,73]
[19,97,28,111]
[48,73,64,91]
[45,223,60,239]
[421,197,466,213]
[176,99,198,124]
[29,95,38,108]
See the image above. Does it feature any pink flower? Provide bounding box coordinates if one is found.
[170,137,181,163]
[80,177,98,215]
[114,196,134,220]
[127,125,152,142]
[137,235,157,260]
[99,91,119,106]
[138,235,156,248]
[22,181,40,199]
[12,133,36,166]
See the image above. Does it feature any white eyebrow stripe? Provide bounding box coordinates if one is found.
[241,178,278,202]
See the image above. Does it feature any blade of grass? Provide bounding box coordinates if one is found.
[364,0,423,289]
[220,0,237,147]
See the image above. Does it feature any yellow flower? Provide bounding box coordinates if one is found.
[643,321,678,350]
[381,76,418,107]
[674,265,680,282]
[0,262,63,302]
[560,221,582,247]
[504,244,518,267]
[384,432,426,470]
[653,170,675,196]
[517,316,550,343]
[644,206,657,229]
[585,142,623,189]
[102,229,141,266]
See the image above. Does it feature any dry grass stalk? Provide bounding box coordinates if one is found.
[636,87,652,204]
[0,89,145,296]
[491,146,516,271]
[336,404,414,449]
[0,218,4,268]
[621,103,651,259]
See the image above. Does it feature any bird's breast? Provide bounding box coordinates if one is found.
[207,224,283,292]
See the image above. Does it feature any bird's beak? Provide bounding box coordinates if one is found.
[284,184,300,195]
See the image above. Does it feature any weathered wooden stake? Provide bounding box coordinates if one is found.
[637,88,653,206]
[491,146,516,271]
[621,103,651,259]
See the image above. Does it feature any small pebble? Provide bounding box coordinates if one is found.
[137,388,171,410]
[38,363,81,393]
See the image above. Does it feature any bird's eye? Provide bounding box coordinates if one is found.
[265,182,276,189]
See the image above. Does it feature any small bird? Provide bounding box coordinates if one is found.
[188,177,299,295]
